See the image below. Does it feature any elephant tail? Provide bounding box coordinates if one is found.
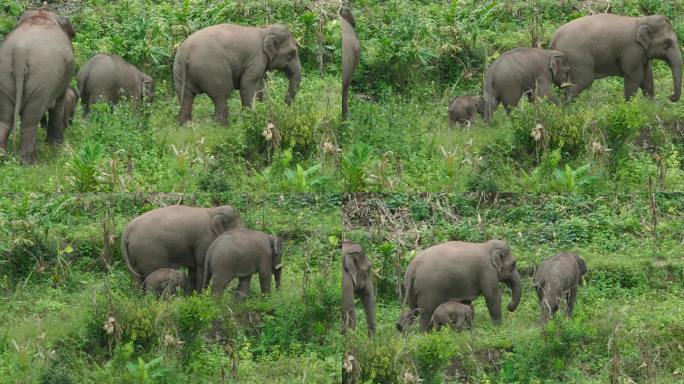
[120,226,143,281]
[11,56,27,154]
[202,251,212,290]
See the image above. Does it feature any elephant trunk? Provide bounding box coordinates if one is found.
[284,59,301,105]
[505,269,522,312]
[667,49,682,102]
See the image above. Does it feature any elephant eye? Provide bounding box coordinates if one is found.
[664,38,673,49]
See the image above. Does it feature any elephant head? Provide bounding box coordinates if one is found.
[340,7,356,28]
[19,10,75,40]
[342,240,372,291]
[270,235,283,289]
[210,205,243,235]
[488,240,522,312]
[574,254,588,280]
[263,24,302,105]
[396,308,420,332]
[637,16,682,101]
[141,75,155,103]
[549,52,571,87]
[475,96,485,116]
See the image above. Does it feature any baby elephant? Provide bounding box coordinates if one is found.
[533,252,588,324]
[483,47,571,121]
[77,53,154,116]
[342,240,376,336]
[448,95,484,126]
[41,87,78,131]
[204,228,282,299]
[143,268,189,297]
[396,307,420,332]
[430,300,474,331]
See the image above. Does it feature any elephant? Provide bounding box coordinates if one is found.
[143,268,189,297]
[398,240,522,331]
[340,8,360,120]
[341,240,377,336]
[448,95,484,126]
[550,14,682,102]
[430,300,474,331]
[483,48,570,122]
[203,228,283,298]
[0,10,75,164]
[173,23,302,126]
[533,252,587,324]
[120,205,244,292]
[41,87,77,131]
[77,53,155,116]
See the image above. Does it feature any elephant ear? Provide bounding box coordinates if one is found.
[210,213,230,236]
[270,236,283,270]
[58,16,75,39]
[549,54,564,81]
[636,23,653,51]
[490,247,504,277]
[263,28,282,62]
[343,252,358,286]
[575,255,588,277]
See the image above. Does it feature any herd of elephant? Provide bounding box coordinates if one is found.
[0,8,360,164]
[343,239,588,335]
[448,13,682,126]
[120,204,282,298]
[119,203,587,335]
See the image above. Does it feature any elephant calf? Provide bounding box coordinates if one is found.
[430,300,474,331]
[533,252,587,324]
[448,95,484,126]
[143,268,189,297]
[483,47,570,121]
[342,240,377,336]
[204,228,282,298]
[41,87,78,131]
[77,53,154,116]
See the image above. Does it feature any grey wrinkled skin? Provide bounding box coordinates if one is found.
[120,205,244,292]
[173,23,302,126]
[143,268,189,297]
[430,300,474,331]
[448,95,484,126]
[533,252,588,324]
[398,240,522,331]
[0,10,75,164]
[340,8,360,120]
[77,53,154,116]
[204,228,283,299]
[41,86,77,131]
[341,240,376,336]
[550,14,682,102]
[483,47,570,122]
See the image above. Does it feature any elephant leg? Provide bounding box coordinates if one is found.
[0,101,12,154]
[210,271,232,297]
[565,286,577,318]
[567,69,594,98]
[255,78,265,102]
[535,78,560,105]
[236,275,252,300]
[210,95,229,126]
[623,73,644,101]
[46,97,66,145]
[641,63,655,98]
[342,82,351,120]
[18,98,46,164]
[500,92,522,115]
[360,285,377,336]
[239,86,257,109]
[484,291,503,324]
[342,274,356,332]
[178,91,195,126]
[483,95,500,122]
[187,266,198,292]
[239,72,261,109]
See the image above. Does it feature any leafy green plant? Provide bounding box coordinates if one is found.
[340,143,373,192]
[284,163,327,192]
[126,356,168,383]
[66,142,104,192]
[552,163,598,192]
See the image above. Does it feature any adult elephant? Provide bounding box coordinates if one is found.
[0,10,75,164]
[77,53,154,116]
[550,14,682,102]
[398,240,522,331]
[340,7,360,120]
[120,205,244,292]
[203,228,283,298]
[173,23,302,126]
